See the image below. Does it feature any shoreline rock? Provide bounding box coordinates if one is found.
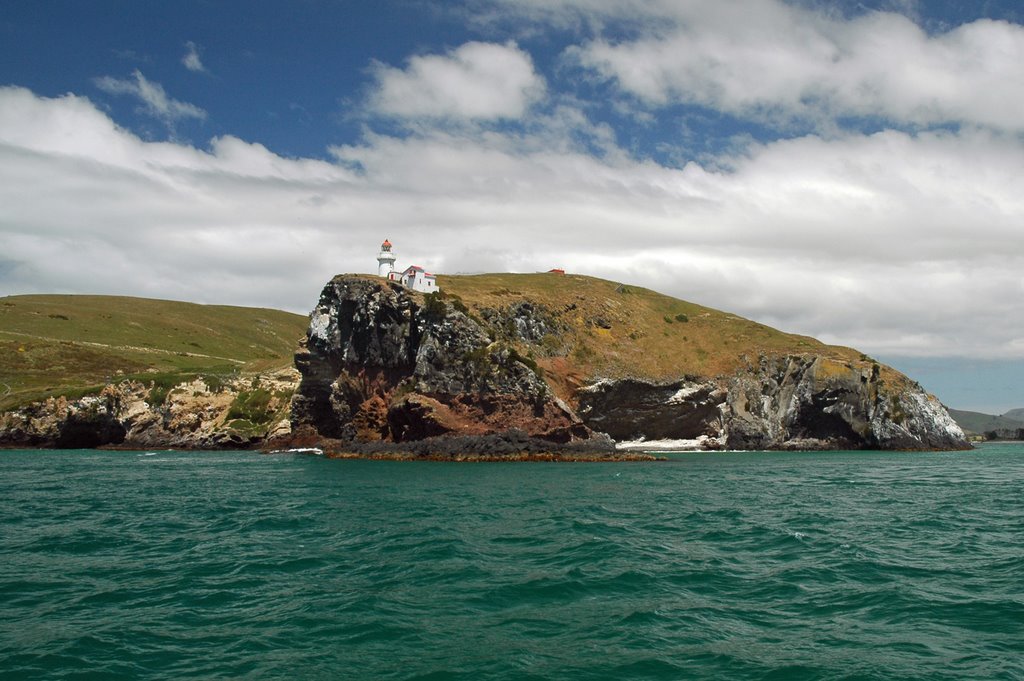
[582,356,969,452]
[0,371,298,450]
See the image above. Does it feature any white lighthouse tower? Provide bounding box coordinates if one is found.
[377,239,396,277]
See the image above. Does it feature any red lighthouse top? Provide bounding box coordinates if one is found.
[381,239,392,250]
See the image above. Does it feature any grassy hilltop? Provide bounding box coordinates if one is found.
[436,272,888,396]
[0,295,307,411]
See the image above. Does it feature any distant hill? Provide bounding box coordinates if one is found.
[948,408,1024,436]
[0,294,308,410]
[1002,408,1024,422]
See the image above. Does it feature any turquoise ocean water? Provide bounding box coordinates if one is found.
[1,445,1022,680]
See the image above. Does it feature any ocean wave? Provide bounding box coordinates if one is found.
[1,447,1022,680]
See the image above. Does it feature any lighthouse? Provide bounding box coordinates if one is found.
[375,239,439,292]
[377,239,396,277]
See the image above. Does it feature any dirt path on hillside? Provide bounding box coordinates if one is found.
[0,330,247,365]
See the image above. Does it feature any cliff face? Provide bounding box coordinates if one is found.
[290,277,592,449]
[290,275,968,452]
[579,356,966,450]
[725,356,965,450]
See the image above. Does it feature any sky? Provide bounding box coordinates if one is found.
[1,0,1022,413]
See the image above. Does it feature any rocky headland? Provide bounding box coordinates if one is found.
[280,274,967,455]
[1,274,969,454]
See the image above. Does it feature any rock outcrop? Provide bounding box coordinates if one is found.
[578,356,966,450]
[0,371,298,449]
[722,356,965,450]
[288,276,597,454]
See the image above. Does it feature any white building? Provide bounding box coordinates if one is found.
[390,265,438,292]
[376,239,439,293]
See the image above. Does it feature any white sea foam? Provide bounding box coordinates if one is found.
[615,435,721,451]
[271,447,324,455]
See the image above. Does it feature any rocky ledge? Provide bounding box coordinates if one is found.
[0,371,297,450]
[283,275,968,454]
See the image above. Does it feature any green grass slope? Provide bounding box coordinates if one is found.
[0,294,308,410]
[435,273,891,396]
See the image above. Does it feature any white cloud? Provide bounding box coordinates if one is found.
[491,0,1024,131]
[0,87,354,309]
[182,41,206,73]
[367,41,545,120]
[1,85,1023,362]
[94,70,206,127]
